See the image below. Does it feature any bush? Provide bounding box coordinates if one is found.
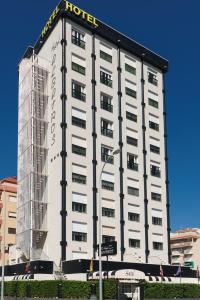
[144,282,200,298]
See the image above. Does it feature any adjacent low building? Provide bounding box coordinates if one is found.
[171,228,200,269]
[0,177,17,265]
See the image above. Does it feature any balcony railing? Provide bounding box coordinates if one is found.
[101,153,114,164]
[101,127,113,138]
[71,36,85,49]
[72,89,86,102]
[100,75,112,87]
[101,100,113,112]
[151,169,161,178]
[127,161,138,171]
[148,74,158,86]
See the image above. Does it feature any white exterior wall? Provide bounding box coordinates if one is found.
[18,16,169,267]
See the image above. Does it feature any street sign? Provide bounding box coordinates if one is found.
[98,241,117,256]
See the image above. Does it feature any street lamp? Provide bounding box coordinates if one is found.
[98,149,120,300]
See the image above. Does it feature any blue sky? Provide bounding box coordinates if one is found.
[0,0,199,231]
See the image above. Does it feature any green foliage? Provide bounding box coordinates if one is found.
[144,282,200,298]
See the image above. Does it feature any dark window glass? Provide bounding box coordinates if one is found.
[151,192,162,201]
[127,154,138,171]
[72,173,86,184]
[126,111,137,122]
[151,165,161,178]
[72,81,86,102]
[101,146,113,164]
[72,231,87,242]
[102,235,115,243]
[129,239,140,248]
[102,207,115,218]
[8,228,16,234]
[72,29,85,49]
[148,72,158,86]
[149,98,158,108]
[127,136,138,146]
[100,71,112,87]
[72,62,85,75]
[152,217,162,226]
[72,202,87,213]
[101,119,113,138]
[153,242,163,250]
[128,212,140,222]
[149,121,159,131]
[128,186,139,196]
[100,94,113,112]
[100,50,112,63]
[72,145,86,156]
[102,180,114,191]
[125,63,136,75]
[150,144,160,154]
[72,116,86,129]
[125,87,137,98]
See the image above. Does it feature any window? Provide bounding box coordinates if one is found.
[126,111,137,122]
[72,231,87,242]
[128,186,139,196]
[153,242,163,250]
[100,94,113,112]
[129,239,140,248]
[102,207,115,218]
[72,116,86,129]
[102,235,115,243]
[72,62,85,75]
[72,29,85,49]
[128,212,140,222]
[125,87,136,98]
[149,121,159,131]
[72,145,86,156]
[72,173,86,184]
[151,192,162,201]
[72,81,86,102]
[151,165,161,178]
[102,180,114,191]
[125,63,136,75]
[72,202,87,213]
[149,98,158,108]
[127,154,138,171]
[101,146,113,164]
[8,228,16,234]
[150,144,160,154]
[127,136,138,146]
[152,217,162,226]
[101,119,113,138]
[8,212,16,218]
[100,70,112,87]
[100,50,112,63]
[148,72,158,86]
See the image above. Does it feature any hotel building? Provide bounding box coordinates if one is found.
[17,1,170,268]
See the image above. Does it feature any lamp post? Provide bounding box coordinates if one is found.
[98,149,120,300]
[0,180,7,300]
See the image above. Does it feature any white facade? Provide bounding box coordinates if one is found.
[17,1,169,268]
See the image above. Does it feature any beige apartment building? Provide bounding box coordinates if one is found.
[0,177,17,265]
[171,228,200,269]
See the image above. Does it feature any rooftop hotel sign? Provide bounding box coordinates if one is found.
[41,1,98,38]
[65,1,98,27]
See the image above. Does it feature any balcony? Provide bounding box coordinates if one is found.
[127,161,138,171]
[72,89,86,102]
[101,153,114,164]
[101,127,113,138]
[71,36,85,49]
[171,242,192,249]
[101,100,113,113]
[151,169,161,178]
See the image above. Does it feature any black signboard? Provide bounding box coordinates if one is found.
[98,241,117,257]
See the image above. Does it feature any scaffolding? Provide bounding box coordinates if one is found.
[17,54,49,261]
